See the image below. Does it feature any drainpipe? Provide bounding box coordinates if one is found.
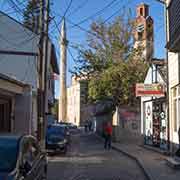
[160,0,170,152]
[165,3,170,153]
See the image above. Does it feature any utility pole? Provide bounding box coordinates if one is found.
[38,0,49,148]
[43,0,50,148]
[59,19,68,122]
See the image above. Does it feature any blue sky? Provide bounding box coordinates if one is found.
[0,0,166,99]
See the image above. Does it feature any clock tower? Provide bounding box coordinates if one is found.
[134,3,154,61]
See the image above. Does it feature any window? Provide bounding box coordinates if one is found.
[138,32,143,40]
[172,86,180,132]
[173,87,177,97]
[140,8,143,16]
[173,99,177,131]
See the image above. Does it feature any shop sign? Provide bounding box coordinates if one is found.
[136,83,165,97]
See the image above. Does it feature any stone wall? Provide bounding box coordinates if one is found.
[112,106,143,144]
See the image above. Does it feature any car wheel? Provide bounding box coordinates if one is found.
[62,146,67,154]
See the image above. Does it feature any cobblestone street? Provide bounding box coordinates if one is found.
[47,131,148,180]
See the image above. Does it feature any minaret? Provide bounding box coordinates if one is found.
[59,19,68,121]
[134,3,154,61]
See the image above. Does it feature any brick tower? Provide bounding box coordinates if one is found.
[134,3,154,61]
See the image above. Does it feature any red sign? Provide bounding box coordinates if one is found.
[136,83,165,97]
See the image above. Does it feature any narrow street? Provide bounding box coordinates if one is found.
[47,130,148,180]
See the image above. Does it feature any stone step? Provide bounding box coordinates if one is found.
[166,157,180,169]
[143,145,170,155]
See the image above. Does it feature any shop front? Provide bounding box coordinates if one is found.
[144,98,168,150]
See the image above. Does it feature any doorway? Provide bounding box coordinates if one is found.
[0,98,11,132]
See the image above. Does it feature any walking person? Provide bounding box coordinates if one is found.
[89,120,92,131]
[104,122,113,150]
[84,121,88,132]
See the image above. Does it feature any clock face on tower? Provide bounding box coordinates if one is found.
[136,24,144,32]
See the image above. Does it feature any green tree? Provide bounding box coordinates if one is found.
[51,99,59,119]
[23,0,40,33]
[72,14,148,107]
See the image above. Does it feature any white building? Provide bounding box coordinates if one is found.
[67,76,88,126]
[166,0,180,153]
[141,62,168,150]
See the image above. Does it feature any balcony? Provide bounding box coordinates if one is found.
[168,0,180,52]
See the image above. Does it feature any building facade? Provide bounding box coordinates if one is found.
[166,0,180,153]
[67,76,88,126]
[0,11,58,135]
[141,62,168,150]
[134,4,169,149]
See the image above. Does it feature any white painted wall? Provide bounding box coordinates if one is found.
[168,52,180,146]
[0,12,39,90]
[67,82,80,126]
[0,12,55,135]
[168,52,179,87]
[141,65,166,135]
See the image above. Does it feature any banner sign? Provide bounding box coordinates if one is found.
[136,83,165,97]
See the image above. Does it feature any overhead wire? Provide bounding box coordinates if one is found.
[50,0,134,41]
[8,0,24,16]
[2,0,41,45]
[67,46,77,63]
[69,0,120,28]
[56,0,73,28]
[67,0,89,18]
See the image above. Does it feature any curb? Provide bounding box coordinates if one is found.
[141,144,170,156]
[112,145,154,180]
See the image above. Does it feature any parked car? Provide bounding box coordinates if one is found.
[46,125,68,153]
[0,134,47,180]
[58,122,79,136]
[59,122,77,130]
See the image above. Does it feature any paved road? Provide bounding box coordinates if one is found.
[47,131,148,180]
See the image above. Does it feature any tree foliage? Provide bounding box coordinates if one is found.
[72,14,148,107]
[23,0,40,33]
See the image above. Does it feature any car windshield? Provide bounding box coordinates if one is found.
[48,126,65,135]
[0,137,19,172]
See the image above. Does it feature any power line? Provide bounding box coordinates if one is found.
[70,0,120,28]
[67,0,89,18]
[57,17,98,40]
[67,46,77,63]
[63,0,73,18]
[57,0,73,28]
[3,0,40,42]
[52,0,134,40]
[101,3,128,24]
[8,0,24,16]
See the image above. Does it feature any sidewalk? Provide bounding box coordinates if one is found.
[112,142,180,180]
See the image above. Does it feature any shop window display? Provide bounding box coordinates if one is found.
[152,101,167,149]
